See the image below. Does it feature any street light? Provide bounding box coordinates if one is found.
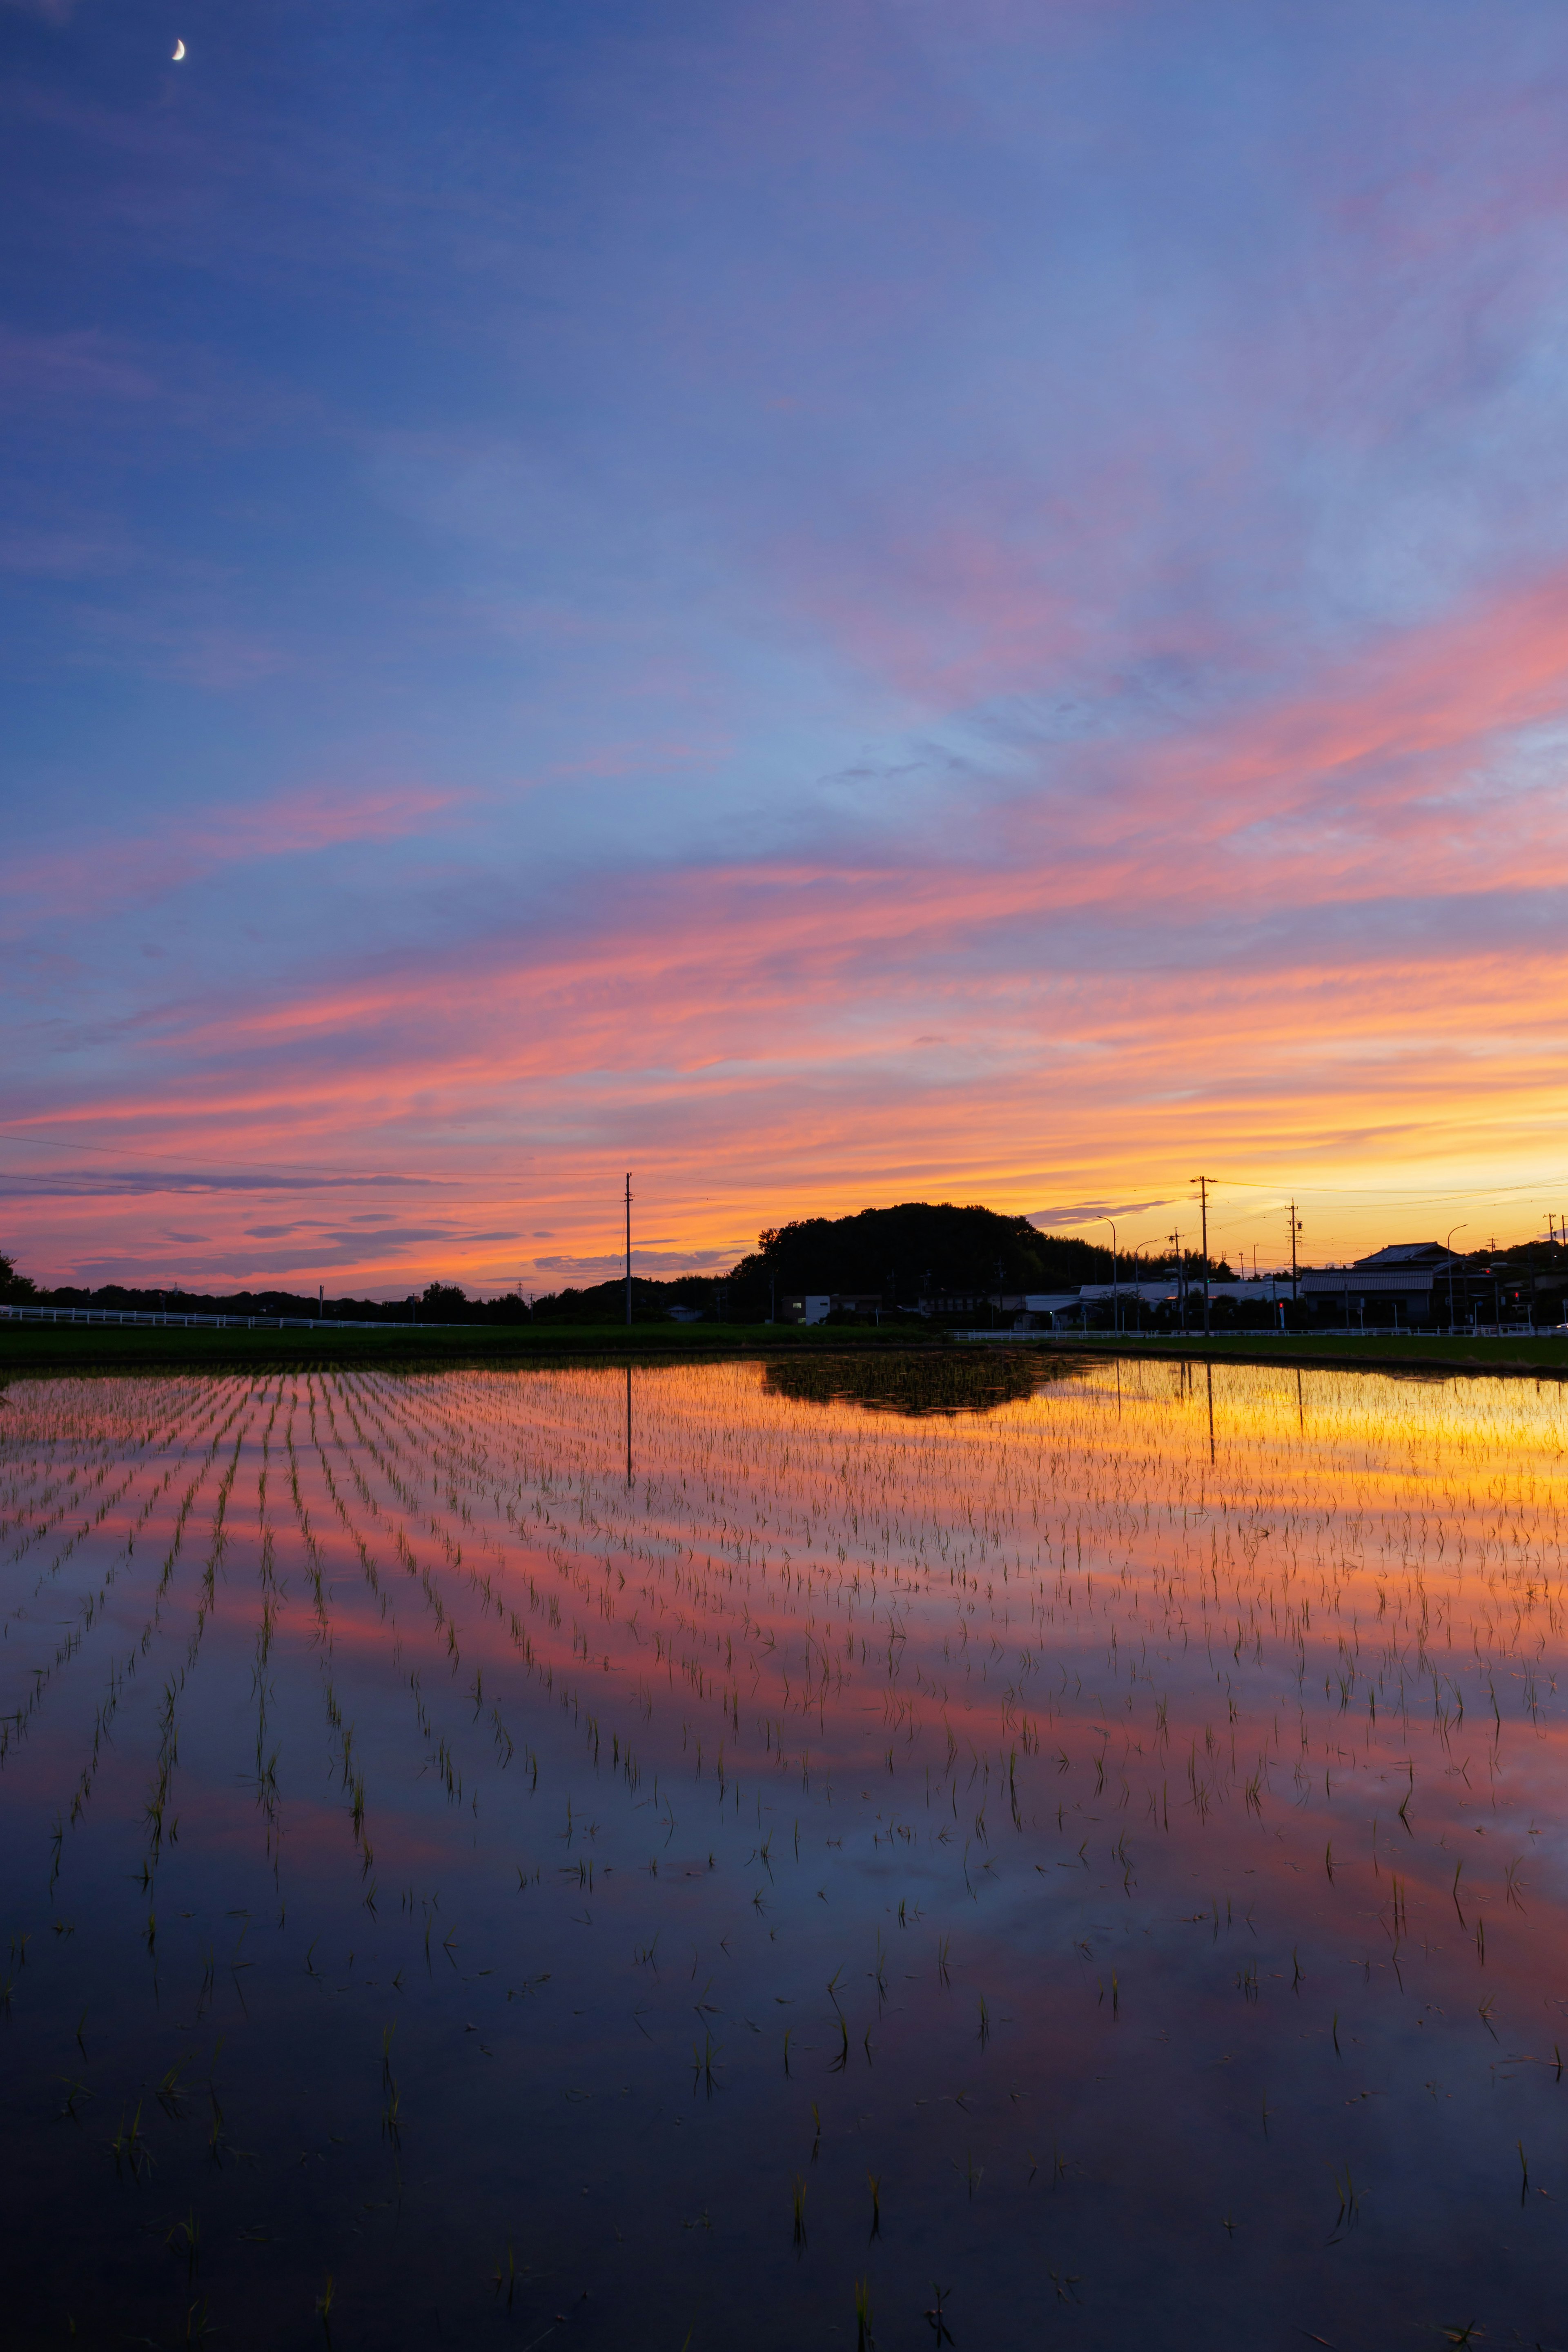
[1445,1225,1467,1334]
[1096,1216,1120,1335]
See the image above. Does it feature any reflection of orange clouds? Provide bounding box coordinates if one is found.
[13,1360,1566,2008]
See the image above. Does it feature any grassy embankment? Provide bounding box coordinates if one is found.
[1044,1330,1568,1376]
[3,1319,1567,1378]
[0,1319,940,1376]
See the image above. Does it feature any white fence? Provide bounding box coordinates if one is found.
[0,1303,445,1333]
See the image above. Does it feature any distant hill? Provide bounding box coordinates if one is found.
[724,1202,1111,1316]
[523,1204,1111,1322]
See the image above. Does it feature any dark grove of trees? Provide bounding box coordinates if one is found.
[532,1206,1132,1323]
[724,1203,1113,1318]
[2,1274,528,1325]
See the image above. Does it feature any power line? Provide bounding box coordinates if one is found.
[1190,1173,1566,1204]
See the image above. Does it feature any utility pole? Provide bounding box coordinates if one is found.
[1527,1229,1535,1332]
[1444,1224,1466,1334]
[1191,1177,1214,1335]
[1169,1228,1184,1328]
[1288,1200,1301,1305]
[1096,1217,1119,1334]
[625,1172,633,1327]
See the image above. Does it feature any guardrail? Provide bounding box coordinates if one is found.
[0,1303,450,1333]
[952,1325,1566,1343]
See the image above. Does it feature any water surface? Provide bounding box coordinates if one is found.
[2,1356,1565,2348]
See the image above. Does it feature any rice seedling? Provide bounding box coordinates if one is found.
[854,2274,875,2348]
[109,2102,152,2181]
[924,2284,955,2345]
[156,2054,193,2119]
[165,2208,200,2281]
[692,2028,721,2095]
[1328,2161,1359,2227]
[55,2076,88,2120]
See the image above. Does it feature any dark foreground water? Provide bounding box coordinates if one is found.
[1,1355,1565,2350]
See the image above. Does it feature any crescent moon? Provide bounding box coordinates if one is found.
[172,37,185,58]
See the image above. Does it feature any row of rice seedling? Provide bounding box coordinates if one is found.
[0,1354,1562,2346]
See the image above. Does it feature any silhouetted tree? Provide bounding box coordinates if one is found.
[0,1251,37,1303]
[421,1281,469,1314]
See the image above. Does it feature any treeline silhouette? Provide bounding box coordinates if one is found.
[2,1204,1227,1327]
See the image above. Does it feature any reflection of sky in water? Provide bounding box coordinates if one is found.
[1,1360,1565,2345]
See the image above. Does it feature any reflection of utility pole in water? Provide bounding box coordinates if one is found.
[626,1360,633,1488]
[1205,1360,1215,1464]
[1296,1366,1304,1435]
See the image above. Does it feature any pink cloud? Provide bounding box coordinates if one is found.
[3,782,469,915]
[0,325,158,408]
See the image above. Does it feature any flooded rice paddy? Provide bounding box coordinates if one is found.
[2,1354,1566,2349]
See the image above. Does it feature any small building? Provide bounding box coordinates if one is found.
[1019,1292,1093,1329]
[1298,1241,1473,1329]
[1352,1242,1452,1270]
[1299,1266,1438,1328]
[778,1292,886,1325]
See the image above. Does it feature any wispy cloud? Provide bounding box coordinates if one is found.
[0,1166,437,1199]
[1030,1200,1180,1231]
[4,783,469,915]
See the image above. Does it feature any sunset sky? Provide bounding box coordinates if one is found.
[5,0,1568,1294]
